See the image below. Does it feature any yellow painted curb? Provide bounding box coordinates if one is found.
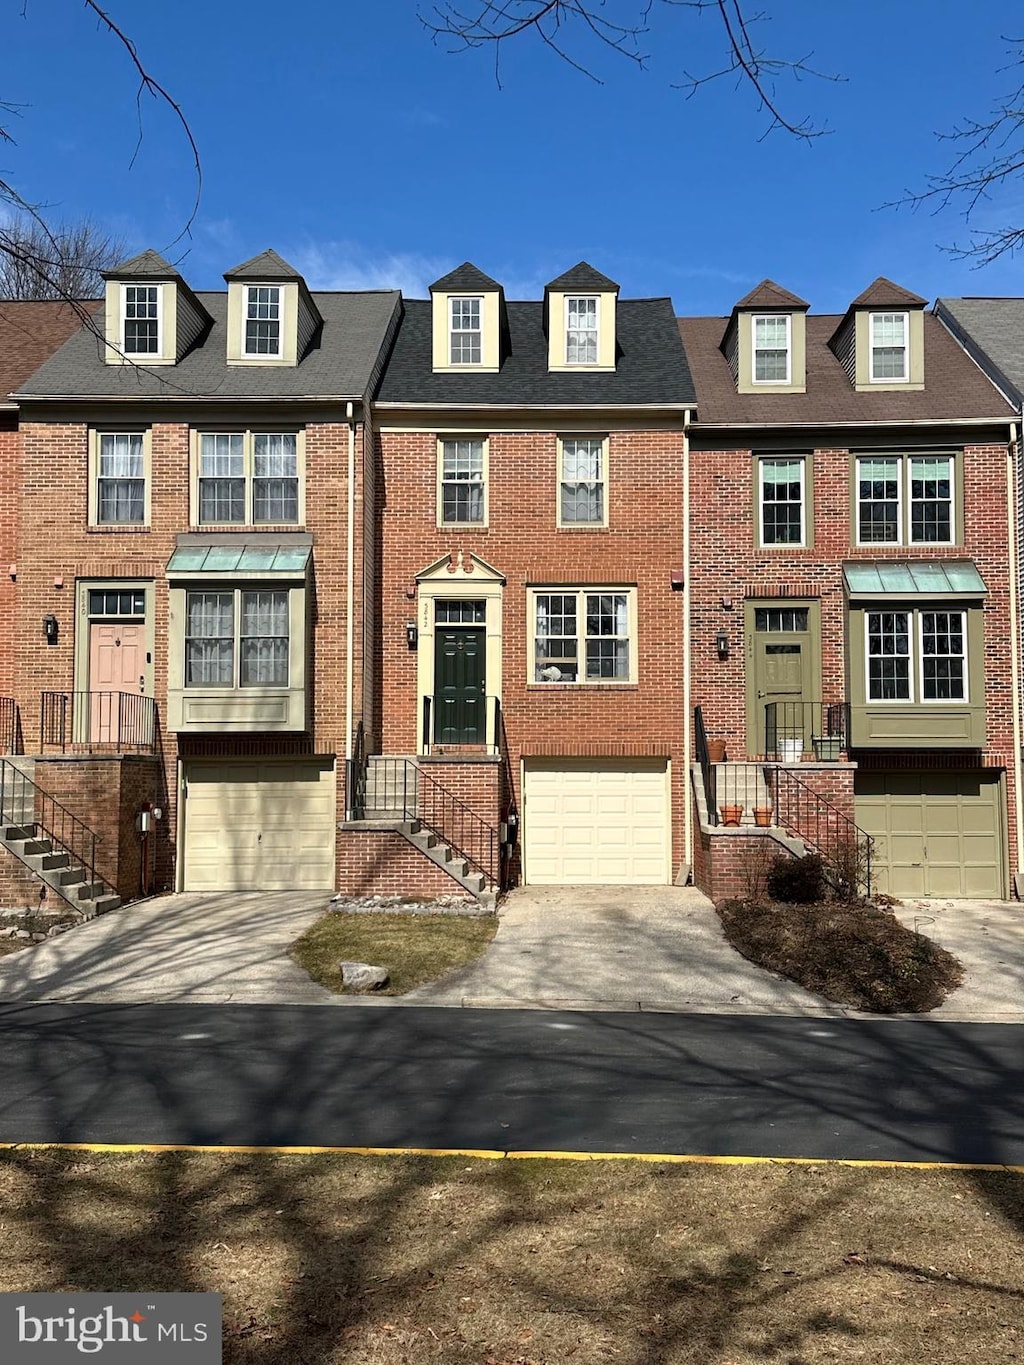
[1,1141,1022,1174]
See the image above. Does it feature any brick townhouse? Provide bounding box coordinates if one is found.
[341,262,695,897]
[679,279,1022,902]
[5,248,400,909]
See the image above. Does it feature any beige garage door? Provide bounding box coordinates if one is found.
[854,770,1005,899]
[183,758,337,892]
[524,758,670,885]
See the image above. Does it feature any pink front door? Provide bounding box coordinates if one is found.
[88,623,145,742]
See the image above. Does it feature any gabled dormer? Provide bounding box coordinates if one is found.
[429,263,505,373]
[545,262,618,372]
[224,249,322,367]
[721,280,809,394]
[829,277,927,392]
[103,249,211,366]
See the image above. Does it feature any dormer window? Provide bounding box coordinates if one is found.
[870,312,908,382]
[122,285,161,356]
[449,297,482,365]
[245,286,282,357]
[566,297,598,364]
[753,314,791,384]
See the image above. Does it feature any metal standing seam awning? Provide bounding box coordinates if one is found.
[166,535,313,579]
[843,560,987,600]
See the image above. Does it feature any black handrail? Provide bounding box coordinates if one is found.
[346,720,368,820]
[0,697,22,755]
[764,701,849,762]
[0,757,103,901]
[495,698,518,891]
[769,764,873,896]
[40,691,157,754]
[421,694,500,754]
[694,705,718,827]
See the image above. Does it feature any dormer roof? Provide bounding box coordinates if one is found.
[545,262,620,294]
[429,262,502,294]
[103,249,181,280]
[734,279,809,311]
[848,277,927,310]
[224,248,304,281]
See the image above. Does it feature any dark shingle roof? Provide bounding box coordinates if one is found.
[224,249,303,280]
[16,291,401,401]
[678,312,1015,425]
[734,279,809,310]
[377,297,694,406]
[0,300,99,403]
[429,263,502,294]
[849,277,927,309]
[104,249,180,279]
[935,298,1024,407]
[546,262,620,293]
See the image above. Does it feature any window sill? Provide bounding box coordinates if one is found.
[88,525,150,534]
[528,682,639,691]
[556,524,611,532]
[188,524,305,534]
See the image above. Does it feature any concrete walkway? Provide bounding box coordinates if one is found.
[0,892,335,1004]
[891,898,1024,1020]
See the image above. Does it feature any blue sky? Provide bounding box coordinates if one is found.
[4,0,1024,313]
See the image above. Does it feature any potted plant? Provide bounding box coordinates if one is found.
[719,802,743,826]
[812,736,843,761]
[753,806,773,827]
[706,738,727,763]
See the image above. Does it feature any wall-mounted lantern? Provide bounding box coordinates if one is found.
[406,621,419,649]
[42,614,59,645]
[716,629,730,660]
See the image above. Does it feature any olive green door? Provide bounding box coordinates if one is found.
[434,628,485,744]
[746,604,817,756]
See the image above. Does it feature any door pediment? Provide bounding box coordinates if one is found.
[416,550,506,584]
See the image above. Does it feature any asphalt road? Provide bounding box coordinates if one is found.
[0,1003,1021,1164]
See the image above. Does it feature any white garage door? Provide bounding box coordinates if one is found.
[182,758,337,892]
[524,758,670,885]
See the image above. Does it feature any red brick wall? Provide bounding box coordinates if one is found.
[0,417,18,699]
[336,828,473,901]
[0,848,46,911]
[694,829,792,903]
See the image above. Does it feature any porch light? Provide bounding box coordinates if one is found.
[716,629,730,660]
[42,614,59,645]
[406,621,419,649]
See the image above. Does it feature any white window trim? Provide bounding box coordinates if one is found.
[243,284,283,359]
[121,283,162,358]
[528,586,637,687]
[869,310,909,384]
[436,436,489,529]
[751,313,791,385]
[556,435,609,529]
[183,586,292,691]
[855,454,955,548]
[919,608,968,705]
[865,610,914,705]
[88,429,152,529]
[448,295,483,367]
[191,428,305,529]
[758,455,806,548]
[565,295,599,366]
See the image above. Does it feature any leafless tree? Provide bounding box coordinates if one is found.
[0,216,125,300]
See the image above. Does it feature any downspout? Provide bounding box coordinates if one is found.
[1009,418,1024,890]
[682,407,693,880]
[345,400,356,765]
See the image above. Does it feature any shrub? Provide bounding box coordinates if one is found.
[766,852,825,904]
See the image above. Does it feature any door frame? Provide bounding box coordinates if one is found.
[744,598,821,757]
[74,578,155,701]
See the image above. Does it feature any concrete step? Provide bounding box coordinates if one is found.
[396,821,497,909]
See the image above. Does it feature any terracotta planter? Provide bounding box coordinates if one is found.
[753,806,773,828]
[719,803,743,827]
[706,739,727,763]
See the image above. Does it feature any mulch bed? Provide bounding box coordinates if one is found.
[718,898,963,1012]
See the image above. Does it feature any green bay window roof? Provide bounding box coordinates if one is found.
[843,560,987,598]
[167,534,312,577]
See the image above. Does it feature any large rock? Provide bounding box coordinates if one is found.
[340,961,389,991]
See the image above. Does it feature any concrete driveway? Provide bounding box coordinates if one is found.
[0,892,335,1004]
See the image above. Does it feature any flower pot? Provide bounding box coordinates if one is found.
[812,736,842,762]
[719,803,743,827]
[753,806,773,828]
[780,737,803,764]
[706,739,727,763]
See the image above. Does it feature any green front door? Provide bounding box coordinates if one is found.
[434,628,485,744]
[746,603,817,756]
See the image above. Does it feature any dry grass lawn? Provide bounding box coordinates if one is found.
[0,1149,1021,1364]
[290,912,496,995]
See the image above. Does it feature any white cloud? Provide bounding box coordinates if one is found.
[286,241,455,297]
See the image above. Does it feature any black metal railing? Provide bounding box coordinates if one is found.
[495,698,518,891]
[764,701,849,762]
[40,691,157,754]
[0,698,22,754]
[421,694,501,754]
[346,720,368,820]
[769,764,873,896]
[694,705,719,826]
[0,757,103,900]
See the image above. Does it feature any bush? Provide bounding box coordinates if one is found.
[766,852,825,904]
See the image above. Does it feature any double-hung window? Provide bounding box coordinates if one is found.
[758,456,805,546]
[196,431,301,526]
[752,314,790,383]
[449,298,482,365]
[94,432,146,526]
[439,438,486,525]
[870,312,908,382]
[533,588,634,684]
[566,297,598,364]
[185,588,289,688]
[856,455,954,546]
[244,286,282,357]
[866,609,966,703]
[559,436,606,526]
[122,285,160,356]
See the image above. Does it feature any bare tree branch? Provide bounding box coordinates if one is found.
[0,215,125,300]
